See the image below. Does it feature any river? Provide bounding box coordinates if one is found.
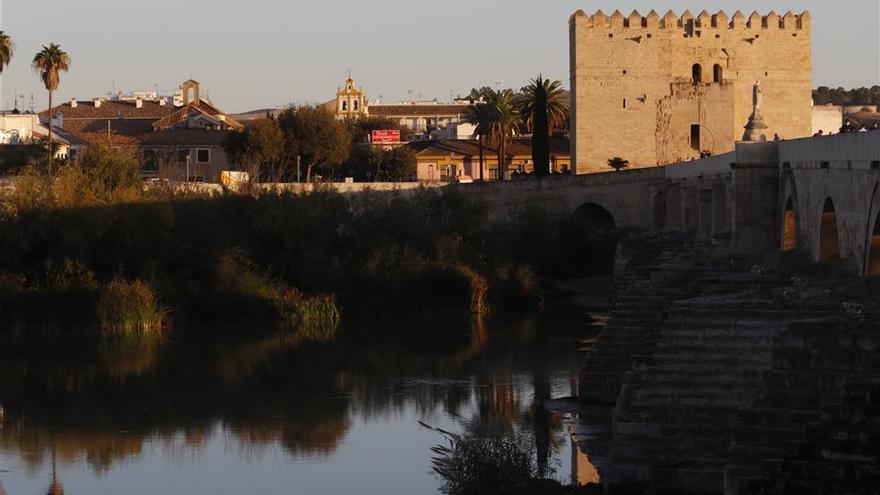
[0,297,607,494]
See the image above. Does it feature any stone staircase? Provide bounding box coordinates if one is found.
[578,235,734,405]
[576,234,880,494]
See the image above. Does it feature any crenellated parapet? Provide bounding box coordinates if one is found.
[571,9,811,30]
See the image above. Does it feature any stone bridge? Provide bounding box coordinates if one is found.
[459,131,880,276]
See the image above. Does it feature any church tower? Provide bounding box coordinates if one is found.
[336,74,368,119]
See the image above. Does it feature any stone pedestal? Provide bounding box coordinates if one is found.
[742,110,769,142]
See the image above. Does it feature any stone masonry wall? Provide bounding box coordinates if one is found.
[570,9,813,174]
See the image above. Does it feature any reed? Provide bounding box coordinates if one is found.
[96,279,165,334]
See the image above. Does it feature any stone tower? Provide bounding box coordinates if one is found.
[335,75,368,119]
[569,9,813,174]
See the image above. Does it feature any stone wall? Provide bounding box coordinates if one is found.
[811,104,843,135]
[570,9,813,174]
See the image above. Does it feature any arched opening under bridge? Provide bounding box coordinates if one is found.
[565,203,619,276]
[868,208,880,275]
[782,196,797,252]
[819,197,841,261]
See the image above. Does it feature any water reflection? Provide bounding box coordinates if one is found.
[0,314,599,493]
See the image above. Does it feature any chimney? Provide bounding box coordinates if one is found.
[93,98,102,108]
[158,97,167,107]
[70,98,78,108]
[136,98,143,109]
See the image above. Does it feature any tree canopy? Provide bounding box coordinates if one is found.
[277,105,353,183]
[813,86,880,107]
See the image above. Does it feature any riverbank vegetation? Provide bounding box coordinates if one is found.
[0,145,616,335]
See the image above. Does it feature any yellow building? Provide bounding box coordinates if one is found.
[334,76,368,118]
[408,137,571,182]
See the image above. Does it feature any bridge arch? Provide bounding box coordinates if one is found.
[568,202,618,275]
[865,182,880,275]
[819,197,841,261]
[779,174,800,252]
[571,202,616,231]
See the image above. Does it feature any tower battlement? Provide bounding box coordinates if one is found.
[570,9,811,31]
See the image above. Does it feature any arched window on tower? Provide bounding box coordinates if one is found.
[713,64,723,83]
[353,99,359,111]
[342,100,348,112]
[692,64,703,84]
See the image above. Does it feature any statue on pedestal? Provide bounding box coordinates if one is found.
[743,80,769,142]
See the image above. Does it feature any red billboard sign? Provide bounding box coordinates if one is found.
[372,130,401,144]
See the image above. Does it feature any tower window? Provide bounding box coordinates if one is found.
[353,100,359,111]
[713,64,723,83]
[342,101,348,111]
[690,125,701,150]
[692,64,703,84]
[623,99,627,109]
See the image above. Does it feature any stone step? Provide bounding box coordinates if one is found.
[623,387,757,408]
[650,350,773,367]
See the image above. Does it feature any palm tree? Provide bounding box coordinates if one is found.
[464,102,492,181]
[608,157,629,172]
[528,75,551,177]
[484,88,518,180]
[32,43,71,165]
[516,78,569,135]
[0,32,14,74]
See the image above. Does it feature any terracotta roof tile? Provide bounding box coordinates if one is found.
[40,100,174,120]
[142,129,233,146]
[370,104,470,118]
[408,137,570,157]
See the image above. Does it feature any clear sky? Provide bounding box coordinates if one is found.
[2,0,878,113]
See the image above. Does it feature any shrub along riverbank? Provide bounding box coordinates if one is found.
[0,146,617,334]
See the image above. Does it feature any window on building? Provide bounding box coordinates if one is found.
[197,149,210,164]
[713,64,723,83]
[692,64,703,83]
[143,150,158,171]
[353,100,359,111]
[623,99,627,109]
[690,125,701,150]
[342,101,348,111]
[178,149,190,163]
[69,148,78,162]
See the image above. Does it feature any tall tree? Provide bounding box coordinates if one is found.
[0,31,14,74]
[485,88,519,180]
[378,147,417,182]
[277,105,352,183]
[464,102,492,181]
[32,43,71,165]
[222,119,286,182]
[516,78,569,135]
[529,75,551,178]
